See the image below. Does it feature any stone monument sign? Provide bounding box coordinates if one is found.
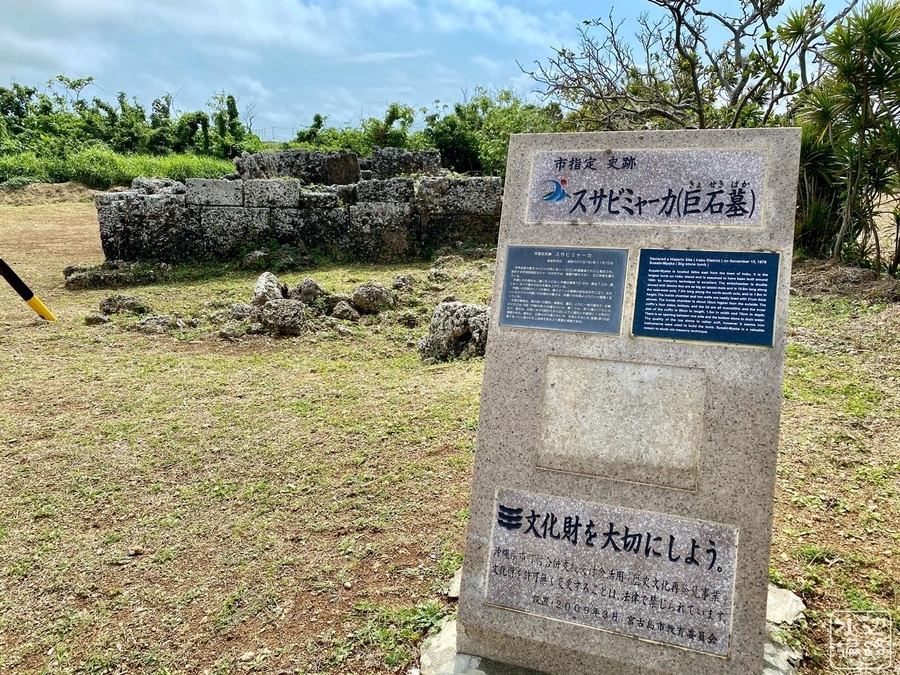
[458,129,801,674]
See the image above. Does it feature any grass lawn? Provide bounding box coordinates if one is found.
[0,186,897,674]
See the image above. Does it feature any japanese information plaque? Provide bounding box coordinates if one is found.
[487,489,737,656]
[499,245,627,334]
[527,149,766,226]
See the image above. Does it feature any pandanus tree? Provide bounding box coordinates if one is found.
[799,1,900,272]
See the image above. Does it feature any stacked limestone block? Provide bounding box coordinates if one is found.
[95,173,503,264]
[417,176,504,251]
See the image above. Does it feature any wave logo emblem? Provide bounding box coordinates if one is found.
[541,179,569,203]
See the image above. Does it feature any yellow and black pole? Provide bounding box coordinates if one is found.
[0,258,56,321]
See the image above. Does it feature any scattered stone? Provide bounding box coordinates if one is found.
[441,295,457,303]
[126,546,144,556]
[100,294,151,315]
[351,281,395,314]
[419,302,489,362]
[259,299,309,336]
[332,301,360,322]
[433,255,464,268]
[134,315,175,333]
[457,271,476,282]
[242,250,272,270]
[428,268,451,282]
[446,569,462,599]
[218,324,246,342]
[84,313,111,326]
[292,278,326,305]
[64,262,173,290]
[396,310,420,328]
[766,583,806,625]
[764,623,802,675]
[393,274,416,290]
[239,651,255,662]
[251,272,288,307]
[230,303,255,321]
[323,293,352,313]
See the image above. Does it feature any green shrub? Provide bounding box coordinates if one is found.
[0,175,41,189]
[0,152,50,183]
[68,145,128,189]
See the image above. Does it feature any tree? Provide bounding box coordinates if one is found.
[798,1,900,272]
[524,1,859,130]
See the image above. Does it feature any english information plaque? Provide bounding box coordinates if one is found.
[488,489,738,656]
[632,249,779,346]
[499,245,627,334]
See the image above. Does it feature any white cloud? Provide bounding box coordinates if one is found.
[426,0,573,47]
[470,54,503,75]
[42,0,358,57]
[0,25,109,77]
[344,48,434,64]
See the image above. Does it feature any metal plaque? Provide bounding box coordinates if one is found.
[499,245,627,334]
[632,249,780,346]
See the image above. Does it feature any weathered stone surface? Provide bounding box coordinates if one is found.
[259,299,309,335]
[417,176,502,215]
[347,203,416,261]
[351,281,395,314]
[325,183,358,206]
[100,294,150,315]
[84,312,111,326]
[396,309,421,328]
[428,268,451,282]
[201,206,270,259]
[298,191,339,209]
[218,323,246,341]
[446,569,462,599]
[230,303,255,321]
[433,254,465,268]
[356,178,414,203]
[242,250,272,270]
[420,214,501,251]
[291,278,326,304]
[185,179,242,206]
[418,302,489,361]
[121,194,204,261]
[270,207,349,254]
[371,147,441,179]
[131,177,185,195]
[134,315,176,333]
[764,624,802,675]
[235,149,360,184]
[332,300,360,322]
[243,179,301,208]
[323,293,351,313]
[251,272,288,307]
[393,274,416,290]
[766,584,806,625]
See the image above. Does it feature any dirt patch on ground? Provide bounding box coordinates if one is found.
[791,258,900,301]
[0,181,100,207]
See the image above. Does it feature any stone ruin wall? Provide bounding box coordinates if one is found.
[95,148,501,264]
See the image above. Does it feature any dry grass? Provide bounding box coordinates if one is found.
[0,189,897,674]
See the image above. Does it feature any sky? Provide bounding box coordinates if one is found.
[0,0,855,141]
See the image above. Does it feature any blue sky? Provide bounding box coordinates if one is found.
[0,0,854,141]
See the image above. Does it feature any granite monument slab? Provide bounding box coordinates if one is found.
[458,128,801,675]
